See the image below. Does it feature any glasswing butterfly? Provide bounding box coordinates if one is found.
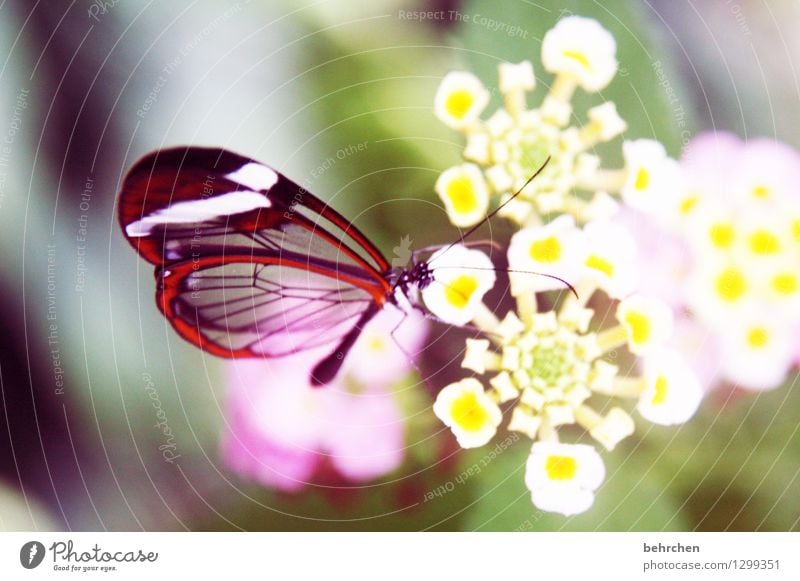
[118,146,552,385]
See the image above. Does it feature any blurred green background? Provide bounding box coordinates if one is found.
[0,0,797,531]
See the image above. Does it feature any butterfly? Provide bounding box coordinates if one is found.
[119,146,552,385]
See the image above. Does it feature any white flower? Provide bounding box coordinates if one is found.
[580,220,638,298]
[435,164,490,227]
[719,313,796,390]
[433,378,503,448]
[582,191,620,222]
[615,294,674,355]
[496,192,534,224]
[525,442,605,516]
[541,16,618,92]
[462,338,492,374]
[540,95,572,125]
[463,132,491,164]
[434,71,490,129]
[585,102,627,143]
[499,60,536,94]
[579,406,635,451]
[489,371,520,403]
[508,407,542,439]
[507,215,582,295]
[621,139,682,214]
[638,350,703,425]
[485,164,515,193]
[423,245,496,326]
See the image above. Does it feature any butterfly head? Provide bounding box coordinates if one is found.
[409,260,434,290]
[387,258,433,308]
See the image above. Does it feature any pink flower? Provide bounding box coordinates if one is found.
[618,132,800,392]
[220,309,428,491]
[671,315,721,391]
[680,130,743,202]
[676,132,800,391]
[614,208,692,309]
[683,131,800,207]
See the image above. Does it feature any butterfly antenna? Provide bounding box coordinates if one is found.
[431,265,578,300]
[431,155,551,263]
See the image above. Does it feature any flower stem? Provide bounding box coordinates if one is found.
[504,89,526,119]
[515,292,538,326]
[592,376,646,398]
[596,324,627,354]
[538,417,559,442]
[559,279,596,316]
[472,302,501,336]
[548,73,577,103]
[563,195,589,219]
[574,405,602,431]
[577,168,627,192]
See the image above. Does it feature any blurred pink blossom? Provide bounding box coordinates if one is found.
[680,130,742,201]
[670,315,721,391]
[221,309,428,491]
[617,132,800,392]
[614,208,692,309]
[638,132,800,392]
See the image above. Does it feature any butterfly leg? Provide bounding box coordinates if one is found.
[387,306,504,397]
[388,311,432,391]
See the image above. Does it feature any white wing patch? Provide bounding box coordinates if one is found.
[225,162,279,191]
[126,191,271,237]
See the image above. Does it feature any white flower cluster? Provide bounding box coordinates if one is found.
[433,15,629,228]
[423,16,713,518]
[423,234,702,516]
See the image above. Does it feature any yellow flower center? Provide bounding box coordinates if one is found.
[773,272,798,295]
[545,455,578,480]
[444,275,479,309]
[749,230,780,255]
[715,267,747,302]
[444,89,475,120]
[562,50,591,70]
[450,391,490,432]
[709,222,735,249]
[445,175,478,214]
[585,254,614,277]
[529,236,562,263]
[634,167,650,191]
[792,219,800,242]
[679,195,699,215]
[652,376,668,405]
[746,327,769,349]
[624,311,651,345]
[751,184,770,199]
